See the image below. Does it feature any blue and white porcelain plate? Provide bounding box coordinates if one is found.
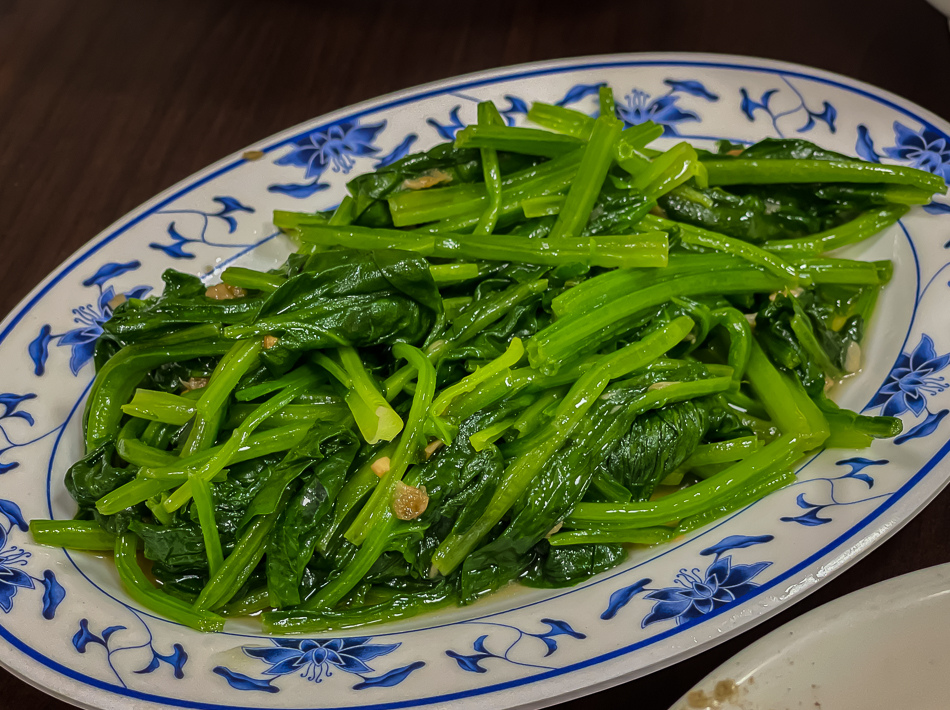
[2,53,950,710]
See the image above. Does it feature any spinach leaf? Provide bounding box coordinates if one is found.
[660,185,836,243]
[601,398,720,501]
[235,250,442,355]
[266,428,360,607]
[65,443,135,507]
[736,138,855,162]
[522,542,626,588]
[405,411,508,576]
[130,521,208,570]
[459,440,596,602]
[104,270,265,342]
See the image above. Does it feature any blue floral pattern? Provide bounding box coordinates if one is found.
[598,535,773,626]
[28,261,150,376]
[280,122,386,176]
[855,121,950,214]
[246,638,399,682]
[433,78,717,140]
[214,637,424,693]
[884,123,950,182]
[0,527,34,613]
[641,556,770,627]
[866,334,950,444]
[856,121,950,180]
[0,500,64,618]
[269,121,389,198]
[615,79,719,135]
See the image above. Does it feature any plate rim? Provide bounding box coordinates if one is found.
[1,51,949,710]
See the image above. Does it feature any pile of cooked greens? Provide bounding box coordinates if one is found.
[30,87,946,633]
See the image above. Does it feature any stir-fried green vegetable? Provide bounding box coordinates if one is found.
[30,89,945,633]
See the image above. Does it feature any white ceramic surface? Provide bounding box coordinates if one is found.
[0,53,949,710]
[671,563,950,710]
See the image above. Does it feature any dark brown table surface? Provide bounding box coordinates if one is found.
[1,0,950,707]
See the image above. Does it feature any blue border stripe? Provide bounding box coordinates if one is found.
[1,55,948,710]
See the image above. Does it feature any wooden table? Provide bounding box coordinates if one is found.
[1,0,949,707]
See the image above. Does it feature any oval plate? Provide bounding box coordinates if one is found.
[1,53,949,710]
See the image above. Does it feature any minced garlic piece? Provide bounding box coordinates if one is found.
[205,283,247,300]
[647,381,678,391]
[107,294,127,310]
[181,377,210,391]
[262,334,279,349]
[424,439,443,459]
[392,481,428,521]
[845,341,862,373]
[402,169,452,190]
[371,457,391,477]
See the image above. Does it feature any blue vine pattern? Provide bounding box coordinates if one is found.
[429,93,529,138]
[73,616,188,687]
[497,95,530,126]
[781,458,889,526]
[0,499,64,619]
[214,638,425,693]
[149,196,257,259]
[865,334,950,444]
[739,76,836,137]
[427,106,467,140]
[446,618,585,673]
[555,82,605,107]
[0,394,59,475]
[599,534,773,626]
[28,260,150,376]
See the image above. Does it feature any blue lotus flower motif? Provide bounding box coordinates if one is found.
[57,286,114,374]
[641,555,769,627]
[0,526,33,613]
[56,284,144,375]
[883,122,950,182]
[615,90,699,133]
[276,121,386,179]
[244,638,400,683]
[868,334,950,417]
